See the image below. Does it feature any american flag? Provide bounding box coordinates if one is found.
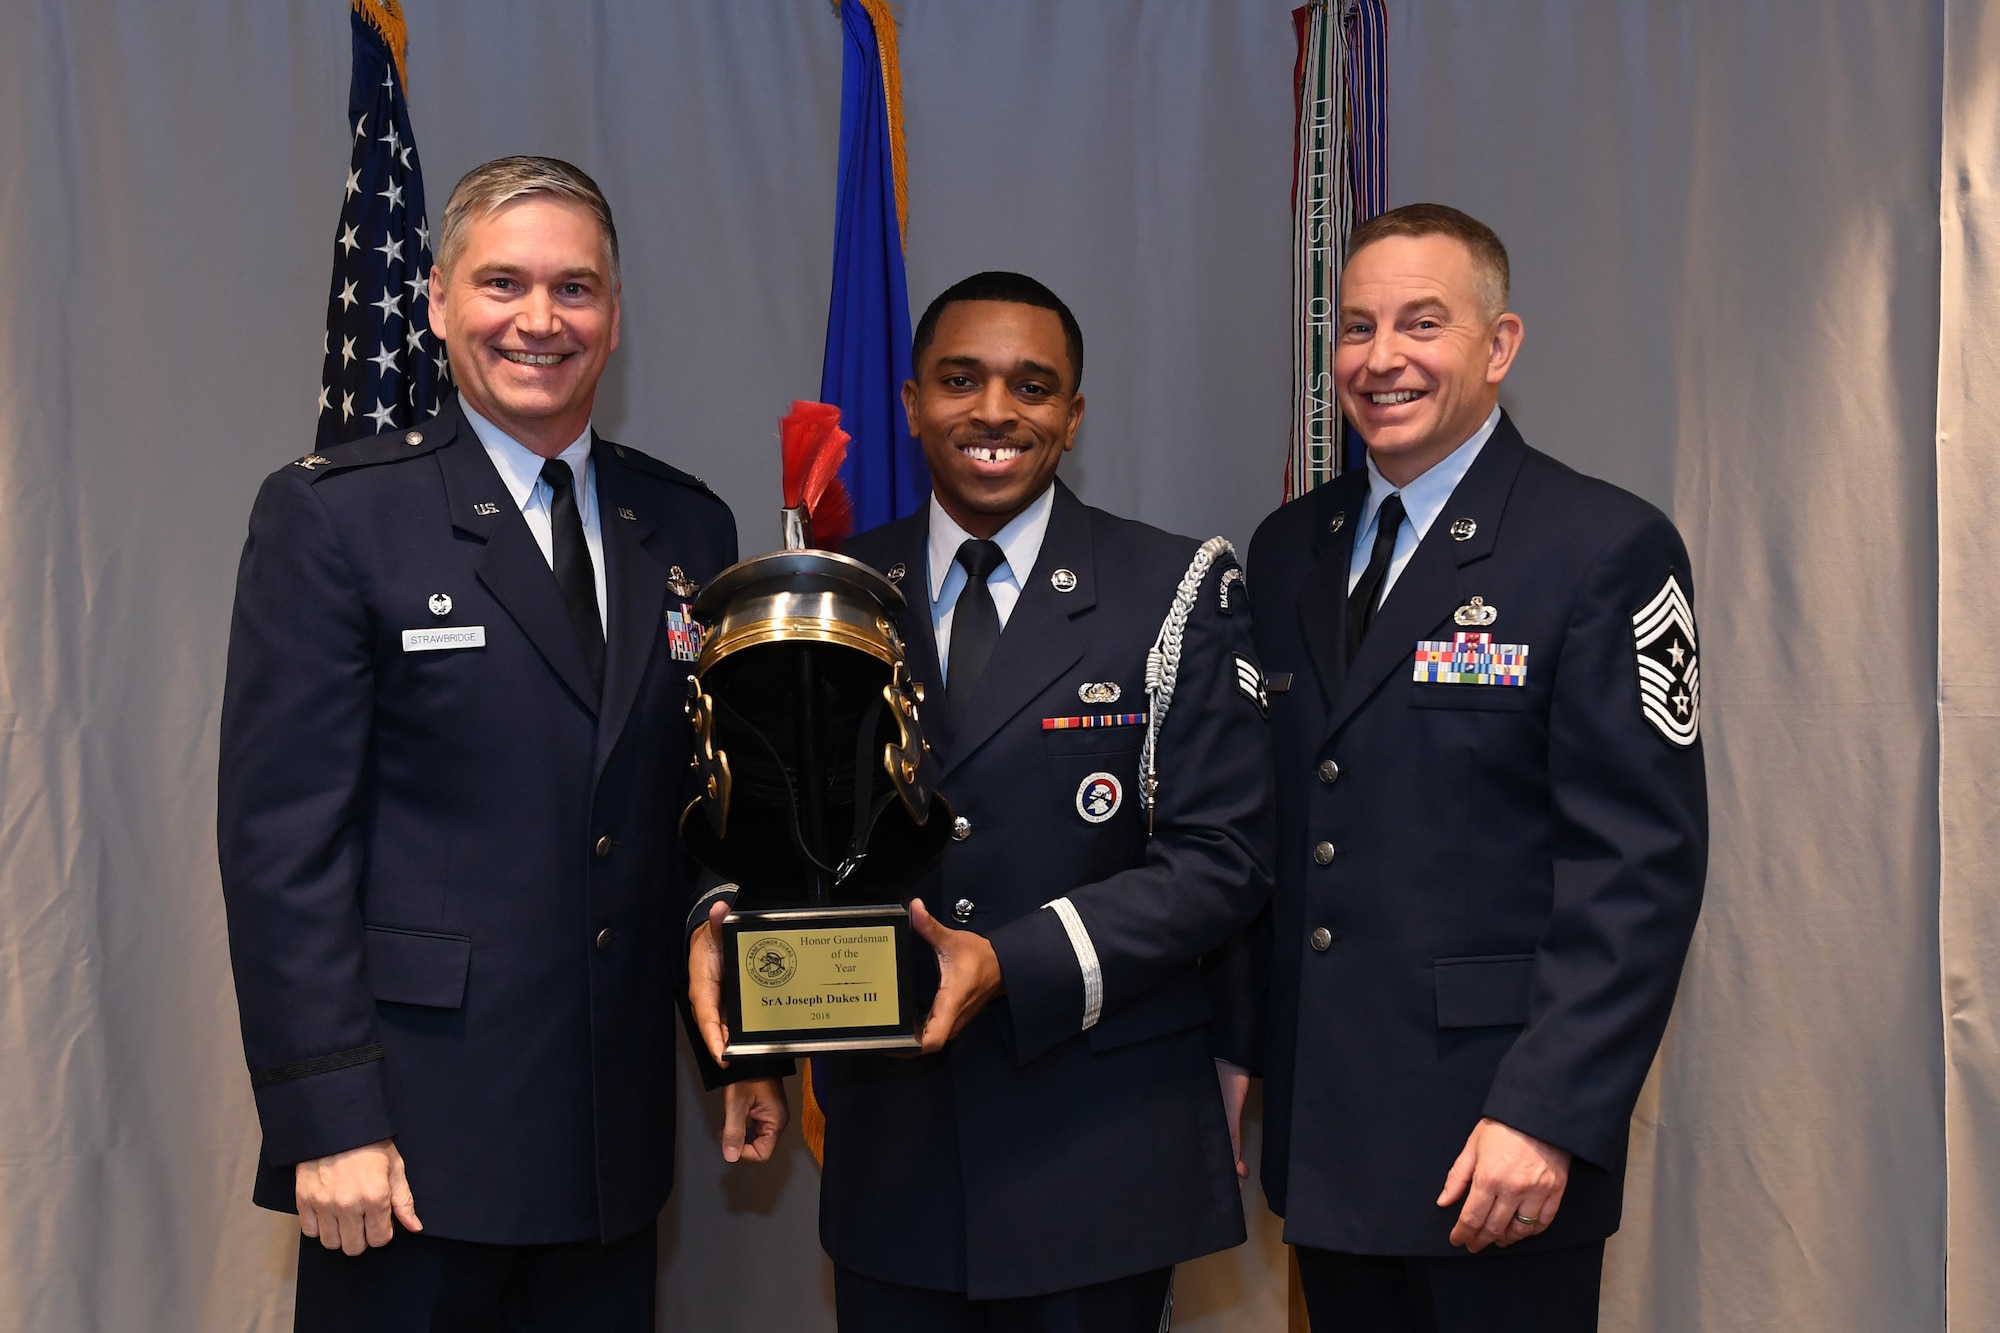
[316,0,444,449]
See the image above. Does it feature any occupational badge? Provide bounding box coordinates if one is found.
[666,566,700,598]
[1076,772,1124,824]
[428,593,452,617]
[1632,573,1699,747]
[1078,681,1122,705]
[1413,633,1528,686]
[664,603,705,661]
[1452,596,1498,627]
[1234,653,1269,715]
[293,454,330,470]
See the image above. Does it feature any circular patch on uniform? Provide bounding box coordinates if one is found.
[1050,568,1079,593]
[1076,771,1123,823]
[746,937,798,988]
[886,561,906,584]
[428,593,452,616]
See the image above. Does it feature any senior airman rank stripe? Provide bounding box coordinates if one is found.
[1043,713,1150,730]
[1413,632,1529,686]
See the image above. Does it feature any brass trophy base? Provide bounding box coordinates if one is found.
[721,904,934,1056]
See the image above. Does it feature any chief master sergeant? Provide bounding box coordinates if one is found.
[1221,203,1708,1332]
[692,271,1276,1331]
[217,156,785,1331]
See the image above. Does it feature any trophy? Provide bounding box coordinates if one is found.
[680,404,950,1055]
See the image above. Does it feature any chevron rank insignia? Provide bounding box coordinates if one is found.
[665,603,705,662]
[1632,573,1699,746]
[1413,632,1528,686]
[1233,653,1268,715]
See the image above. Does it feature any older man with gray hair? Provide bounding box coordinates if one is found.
[218,156,784,1331]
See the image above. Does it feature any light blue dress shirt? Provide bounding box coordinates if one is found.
[1347,405,1502,606]
[460,395,607,634]
[926,483,1056,686]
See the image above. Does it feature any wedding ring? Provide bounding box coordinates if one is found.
[1513,1212,1539,1226]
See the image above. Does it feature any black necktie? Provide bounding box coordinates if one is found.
[948,538,1006,721]
[540,458,604,693]
[1345,492,1406,659]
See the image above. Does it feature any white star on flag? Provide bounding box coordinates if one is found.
[369,343,399,377]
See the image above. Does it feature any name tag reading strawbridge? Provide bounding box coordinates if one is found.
[402,626,486,652]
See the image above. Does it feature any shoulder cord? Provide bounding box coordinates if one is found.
[1140,536,1236,834]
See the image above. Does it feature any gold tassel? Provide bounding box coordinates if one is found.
[352,0,411,95]
[850,0,910,245]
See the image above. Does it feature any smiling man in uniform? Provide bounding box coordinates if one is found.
[692,270,1275,1330]
[1223,203,1708,1332]
[219,156,783,1332]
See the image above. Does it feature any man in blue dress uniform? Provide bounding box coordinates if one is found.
[693,272,1276,1331]
[1222,204,1708,1332]
[218,157,785,1331]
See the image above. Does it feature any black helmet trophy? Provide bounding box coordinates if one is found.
[682,403,949,1055]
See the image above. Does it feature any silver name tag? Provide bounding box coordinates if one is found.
[402,626,486,652]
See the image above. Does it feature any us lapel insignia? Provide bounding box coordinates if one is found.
[665,602,705,661]
[1078,681,1122,705]
[1452,596,1498,627]
[1413,632,1528,686]
[1632,574,1699,746]
[1219,566,1244,614]
[666,566,700,598]
[886,561,906,585]
[472,501,501,516]
[1449,517,1478,541]
[293,454,331,470]
[1328,511,1346,535]
[616,507,636,521]
[1050,568,1079,593]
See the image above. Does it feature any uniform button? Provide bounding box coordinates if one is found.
[594,835,613,858]
[1310,926,1334,952]
[1317,759,1340,784]
[951,816,972,841]
[595,927,616,950]
[953,898,975,924]
[1312,840,1336,866]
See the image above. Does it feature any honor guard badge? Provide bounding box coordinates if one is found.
[666,566,700,598]
[1219,566,1244,614]
[1076,772,1123,823]
[1234,653,1269,715]
[1078,681,1122,705]
[1632,573,1699,746]
[1413,632,1528,686]
[665,603,705,661]
[428,593,452,617]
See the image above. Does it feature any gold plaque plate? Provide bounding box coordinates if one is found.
[737,924,901,1033]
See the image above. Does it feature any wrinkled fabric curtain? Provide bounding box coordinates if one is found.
[0,3,1991,1331]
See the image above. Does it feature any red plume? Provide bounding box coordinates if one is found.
[779,400,854,548]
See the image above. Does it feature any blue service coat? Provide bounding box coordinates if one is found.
[822,481,1276,1299]
[217,397,735,1245]
[1226,414,1707,1257]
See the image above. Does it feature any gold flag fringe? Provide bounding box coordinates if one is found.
[801,1058,827,1165]
[353,0,410,94]
[851,0,909,244]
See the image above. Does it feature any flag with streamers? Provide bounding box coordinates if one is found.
[1285,0,1388,498]
[820,0,925,533]
[316,0,444,450]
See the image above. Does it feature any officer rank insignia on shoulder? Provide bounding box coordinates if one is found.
[1632,573,1699,746]
[665,603,705,661]
[1413,633,1528,686]
[1233,654,1269,715]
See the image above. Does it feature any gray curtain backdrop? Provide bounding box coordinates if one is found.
[0,2,1985,1330]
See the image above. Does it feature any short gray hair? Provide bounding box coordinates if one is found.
[434,156,620,286]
